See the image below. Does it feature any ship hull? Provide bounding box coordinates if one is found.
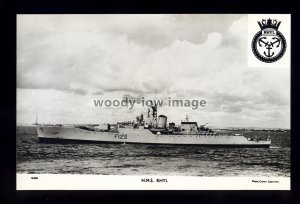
[36,126,271,148]
[38,137,270,148]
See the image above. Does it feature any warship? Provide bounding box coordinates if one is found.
[36,102,271,148]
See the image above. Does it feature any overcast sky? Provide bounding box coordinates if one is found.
[17,14,290,128]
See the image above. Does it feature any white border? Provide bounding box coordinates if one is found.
[17,174,290,190]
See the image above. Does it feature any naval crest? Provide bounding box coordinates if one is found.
[251,18,286,63]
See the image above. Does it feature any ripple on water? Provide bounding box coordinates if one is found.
[16,126,290,176]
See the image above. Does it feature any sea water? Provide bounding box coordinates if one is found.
[16,126,290,177]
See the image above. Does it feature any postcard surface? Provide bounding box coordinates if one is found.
[17,14,290,190]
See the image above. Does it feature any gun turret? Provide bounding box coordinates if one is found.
[199,123,213,132]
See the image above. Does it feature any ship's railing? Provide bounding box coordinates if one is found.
[197,132,217,135]
[196,132,244,136]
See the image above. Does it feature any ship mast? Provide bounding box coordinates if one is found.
[152,101,158,128]
[34,114,38,125]
[185,114,189,122]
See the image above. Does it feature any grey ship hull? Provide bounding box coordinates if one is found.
[37,125,271,148]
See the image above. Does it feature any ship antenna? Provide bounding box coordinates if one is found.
[154,100,158,128]
[185,114,189,122]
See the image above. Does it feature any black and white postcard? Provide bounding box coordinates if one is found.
[16,14,290,190]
